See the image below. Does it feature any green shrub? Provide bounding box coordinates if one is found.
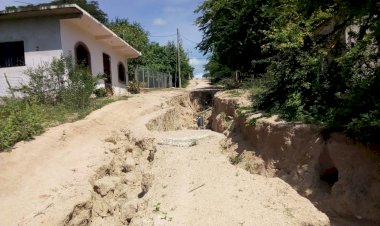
[0,99,45,151]
[94,88,107,98]
[128,80,141,94]
[254,16,380,144]
[0,56,109,152]
[20,55,97,108]
[220,78,240,90]
[62,66,97,109]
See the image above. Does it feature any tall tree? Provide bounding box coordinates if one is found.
[108,18,149,79]
[144,41,193,86]
[195,0,273,76]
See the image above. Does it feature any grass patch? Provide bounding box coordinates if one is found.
[226,89,241,97]
[0,56,131,152]
[0,96,126,152]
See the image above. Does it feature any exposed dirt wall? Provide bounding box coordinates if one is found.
[211,90,380,224]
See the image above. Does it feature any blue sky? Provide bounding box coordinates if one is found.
[0,0,209,77]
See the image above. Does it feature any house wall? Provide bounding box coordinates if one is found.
[60,20,128,95]
[0,17,63,96]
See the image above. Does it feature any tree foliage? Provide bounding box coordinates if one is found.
[196,0,380,144]
[145,41,193,86]
[108,18,149,79]
[195,0,274,79]
[108,19,194,85]
[5,0,108,23]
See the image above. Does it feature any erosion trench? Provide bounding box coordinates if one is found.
[63,86,379,226]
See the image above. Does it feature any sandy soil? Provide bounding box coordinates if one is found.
[131,130,329,226]
[0,80,330,226]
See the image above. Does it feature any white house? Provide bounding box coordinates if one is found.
[0,4,141,96]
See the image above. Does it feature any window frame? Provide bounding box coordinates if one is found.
[0,41,25,68]
[74,41,92,73]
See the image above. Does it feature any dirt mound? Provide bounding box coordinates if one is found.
[212,90,380,225]
[146,95,197,131]
[64,132,156,226]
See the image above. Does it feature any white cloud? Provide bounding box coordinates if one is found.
[153,18,168,26]
[189,58,207,67]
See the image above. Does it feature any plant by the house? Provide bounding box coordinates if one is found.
[128,80,141,94]
[0,56,116,152]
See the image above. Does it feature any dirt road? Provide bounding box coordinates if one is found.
[0,80,329,226]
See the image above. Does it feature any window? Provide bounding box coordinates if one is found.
[118,63,126,84]
[0,41,25,68]
[75,42,91,72]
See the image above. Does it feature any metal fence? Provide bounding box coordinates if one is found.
[134,67,172,89]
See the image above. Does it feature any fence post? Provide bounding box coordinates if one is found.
[153,71,156,88]
[169,73,172,88]
[147,69,150,88]
[134,67,137,82]
[142,68,145,88]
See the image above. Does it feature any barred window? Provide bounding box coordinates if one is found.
[0,41,25,68]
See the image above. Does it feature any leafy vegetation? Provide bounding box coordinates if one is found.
[127,81,141,94]
[0,57,119,152]
[19,56,98,109]
[107,13,194,87]
[196,0,380,144]
[0,99,45,151]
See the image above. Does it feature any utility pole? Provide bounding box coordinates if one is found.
[177,28,182,88]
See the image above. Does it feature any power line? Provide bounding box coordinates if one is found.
[182,35,199,44]
[148,34,176,38]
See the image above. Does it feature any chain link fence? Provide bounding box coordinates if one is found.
[134,67,172,89]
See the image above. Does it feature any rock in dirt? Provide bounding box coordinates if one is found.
[92,196,117,218]
[124,156,136,173]
[94,176,120,196]
[64,202,92,226]
[122,172,141,186]
[139,173,154,197]
[121,199,139,222]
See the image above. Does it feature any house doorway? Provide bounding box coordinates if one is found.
[75,42,91,72]
[103,53,113,95]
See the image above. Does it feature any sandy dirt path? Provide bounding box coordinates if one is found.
[130,130,329,226]
[0,89,183,226]
[0,80,329,226]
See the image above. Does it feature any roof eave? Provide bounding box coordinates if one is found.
[0,4,142,58]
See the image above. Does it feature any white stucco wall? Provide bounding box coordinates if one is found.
[0,17,63,96]
[60,19,129,95]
